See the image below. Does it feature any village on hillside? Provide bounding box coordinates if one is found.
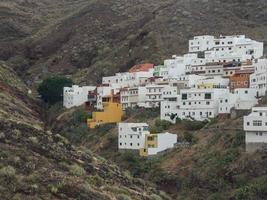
[63,35,267,156]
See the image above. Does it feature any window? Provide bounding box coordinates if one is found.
[209,112,212,116]
[260,112,263,116]
[205,93,212,99]
[137,143,140,146]
[253,120,262,126]
[182,94,187,100]
[206,101,210,105]
[120,143,122,146]
[130,143,133,146]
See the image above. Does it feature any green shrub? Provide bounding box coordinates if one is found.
[125,107,159,121]
[73,109,92,124]
[183,120,208,131]
[29,136,39,145]
[87,175,105,187]
[38,76,73,104]
[150,194,162,200]
[116,194,132,200]
[232,131,245,148]
[69,164,86,177]
[0,166,16,178]
[152,120,172,132]
[183,132,198,144]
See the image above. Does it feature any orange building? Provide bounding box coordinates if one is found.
[229,70,254,91]
[129,63,154,73]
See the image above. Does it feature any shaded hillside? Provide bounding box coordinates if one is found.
[1,0,267,84]
[52,108,267,199]
[0,63,170,200]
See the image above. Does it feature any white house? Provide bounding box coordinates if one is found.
[141,132,177,156]
[63,85,96,108]
[218,88,258,114]
[96,85,120,109]
[118,123,177,156]
[189,35,263,63]
[160,97,180,123]
[120,86,146,110]
[243,107,267,152]
[102,69,153,89]
[118,123,150,150]
[250,59,267,97]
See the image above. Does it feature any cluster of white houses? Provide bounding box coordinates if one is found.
[63,35,267,154]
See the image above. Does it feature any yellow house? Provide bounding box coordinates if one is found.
[87,100,123,129]
[139,134,158,157]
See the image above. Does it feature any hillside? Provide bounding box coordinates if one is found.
[1,0,267,85]
[52,108,267,199]
[0,63,171,200]
[1,0,267,199]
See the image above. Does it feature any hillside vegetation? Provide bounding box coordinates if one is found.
[0,63,170,199]
[52,108,267,199]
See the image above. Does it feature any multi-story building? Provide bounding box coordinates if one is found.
[160,96,180,123]
[96,85,120,110]
[229,69,254,91]
[87,97,123,129]
[189,35,263,63]
[243,107,267,152]
[102,64,154,89]
[139,132,177,156]
[177,88,229,121]
[120,86,146,110]
[63,85,96,108]
[218,88,258,114]
[250,59,267,97]
[118,123,150,150]
[194,77,229,89]
[118,123,177,156]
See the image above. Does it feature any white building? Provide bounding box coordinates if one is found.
[118,123,177,156]
[102,70,153,89]
[161,88,230,122]
[142,132,177,156]
[219,88,258,114]
[177,88,229,121]
[96,85,119,109]
[189,35,263,63]
[118,123,150,150]
[63,85,96,108]
[243,107,267,152]
[120,86,146,110]
[161,97,180,123]
[250,59,267,97]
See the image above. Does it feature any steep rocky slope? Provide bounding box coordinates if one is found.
[52,108,267,199]
[1,0,267,84]
[0,63,170,200]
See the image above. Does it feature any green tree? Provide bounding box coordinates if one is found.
[38,76,73,104]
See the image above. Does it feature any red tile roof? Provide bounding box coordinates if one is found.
[129,63,154,73]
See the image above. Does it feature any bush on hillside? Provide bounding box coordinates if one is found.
[150,119,172,133]
[183,120,208,131]
[38,76,73,104]
[183,132,198,144]
[69,164,86,177]
[73,109,92,124]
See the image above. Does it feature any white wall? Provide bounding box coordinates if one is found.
[147,133,177,155]
[63,85,96,108]
[118,123,149,150]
